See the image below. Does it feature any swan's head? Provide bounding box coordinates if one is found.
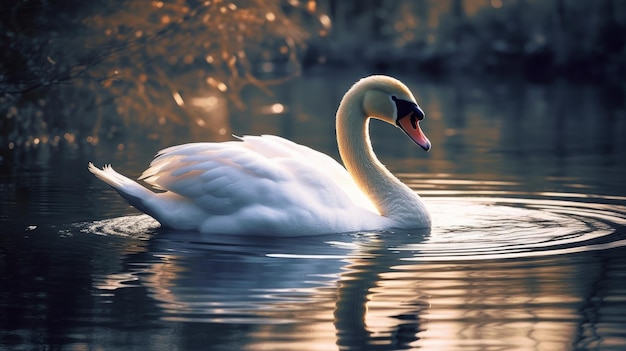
[358,75,431,151]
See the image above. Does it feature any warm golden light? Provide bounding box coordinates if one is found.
[306,0,316,13]
[270,103,285,114]
[319,14,331,29]
[172,91,185,106]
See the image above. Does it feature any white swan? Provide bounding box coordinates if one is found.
[89,75,432,236]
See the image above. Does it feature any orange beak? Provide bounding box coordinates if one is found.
[397,112,431,151]
[392,96,431,151]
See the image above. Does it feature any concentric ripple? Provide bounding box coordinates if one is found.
[78,194,626,326]
[80,195,626,262]
[413,196,626,261]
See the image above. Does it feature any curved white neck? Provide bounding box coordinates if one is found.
[336,95,429,224]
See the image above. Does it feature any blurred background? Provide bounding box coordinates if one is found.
[1,0,624,158]
[2,3,626,350]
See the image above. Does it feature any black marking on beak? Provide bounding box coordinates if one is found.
[392,96,424,130]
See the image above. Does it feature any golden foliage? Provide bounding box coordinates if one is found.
[83,0,328,126]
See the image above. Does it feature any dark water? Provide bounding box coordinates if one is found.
[2,72,626,350]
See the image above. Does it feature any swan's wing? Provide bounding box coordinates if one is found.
[242,135,377,212]
[138,135,378,216]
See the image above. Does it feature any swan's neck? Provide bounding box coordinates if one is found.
[336,98,427,223]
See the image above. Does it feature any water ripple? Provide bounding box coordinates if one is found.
[79,195,626,262]
[414,197,626,261]
[80,214,159,239]
[75,194,626,329]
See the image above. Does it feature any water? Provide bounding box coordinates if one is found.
[1,72,626,350]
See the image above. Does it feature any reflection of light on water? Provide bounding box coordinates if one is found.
[77,194,626,350]
[411,197,626,261]
[411,179,521,187]
[383,250,604,350]
[93,272,140,291]
[82,196,626,263]
[81,198,626,284]
[538,191,626,202]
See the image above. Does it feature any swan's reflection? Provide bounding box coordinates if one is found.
[91,223,605,351]
[92,227,431,348]
[333,230,430,350]
[139,233,344,324]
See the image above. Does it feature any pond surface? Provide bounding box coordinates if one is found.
[1,71,626,350]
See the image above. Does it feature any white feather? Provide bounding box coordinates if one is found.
[89,75,431,236]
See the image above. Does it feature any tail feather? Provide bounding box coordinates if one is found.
[88,162,159,218]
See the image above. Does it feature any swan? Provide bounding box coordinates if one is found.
[89,75,432,236]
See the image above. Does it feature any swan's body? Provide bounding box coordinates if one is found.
[89,75,432,236]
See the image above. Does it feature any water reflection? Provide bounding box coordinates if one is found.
[2,198,626,350]
[86,224,433,349]
[76,189,626,351]
[333,231,430,351]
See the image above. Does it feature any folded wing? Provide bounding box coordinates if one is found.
[138,135,378,223]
